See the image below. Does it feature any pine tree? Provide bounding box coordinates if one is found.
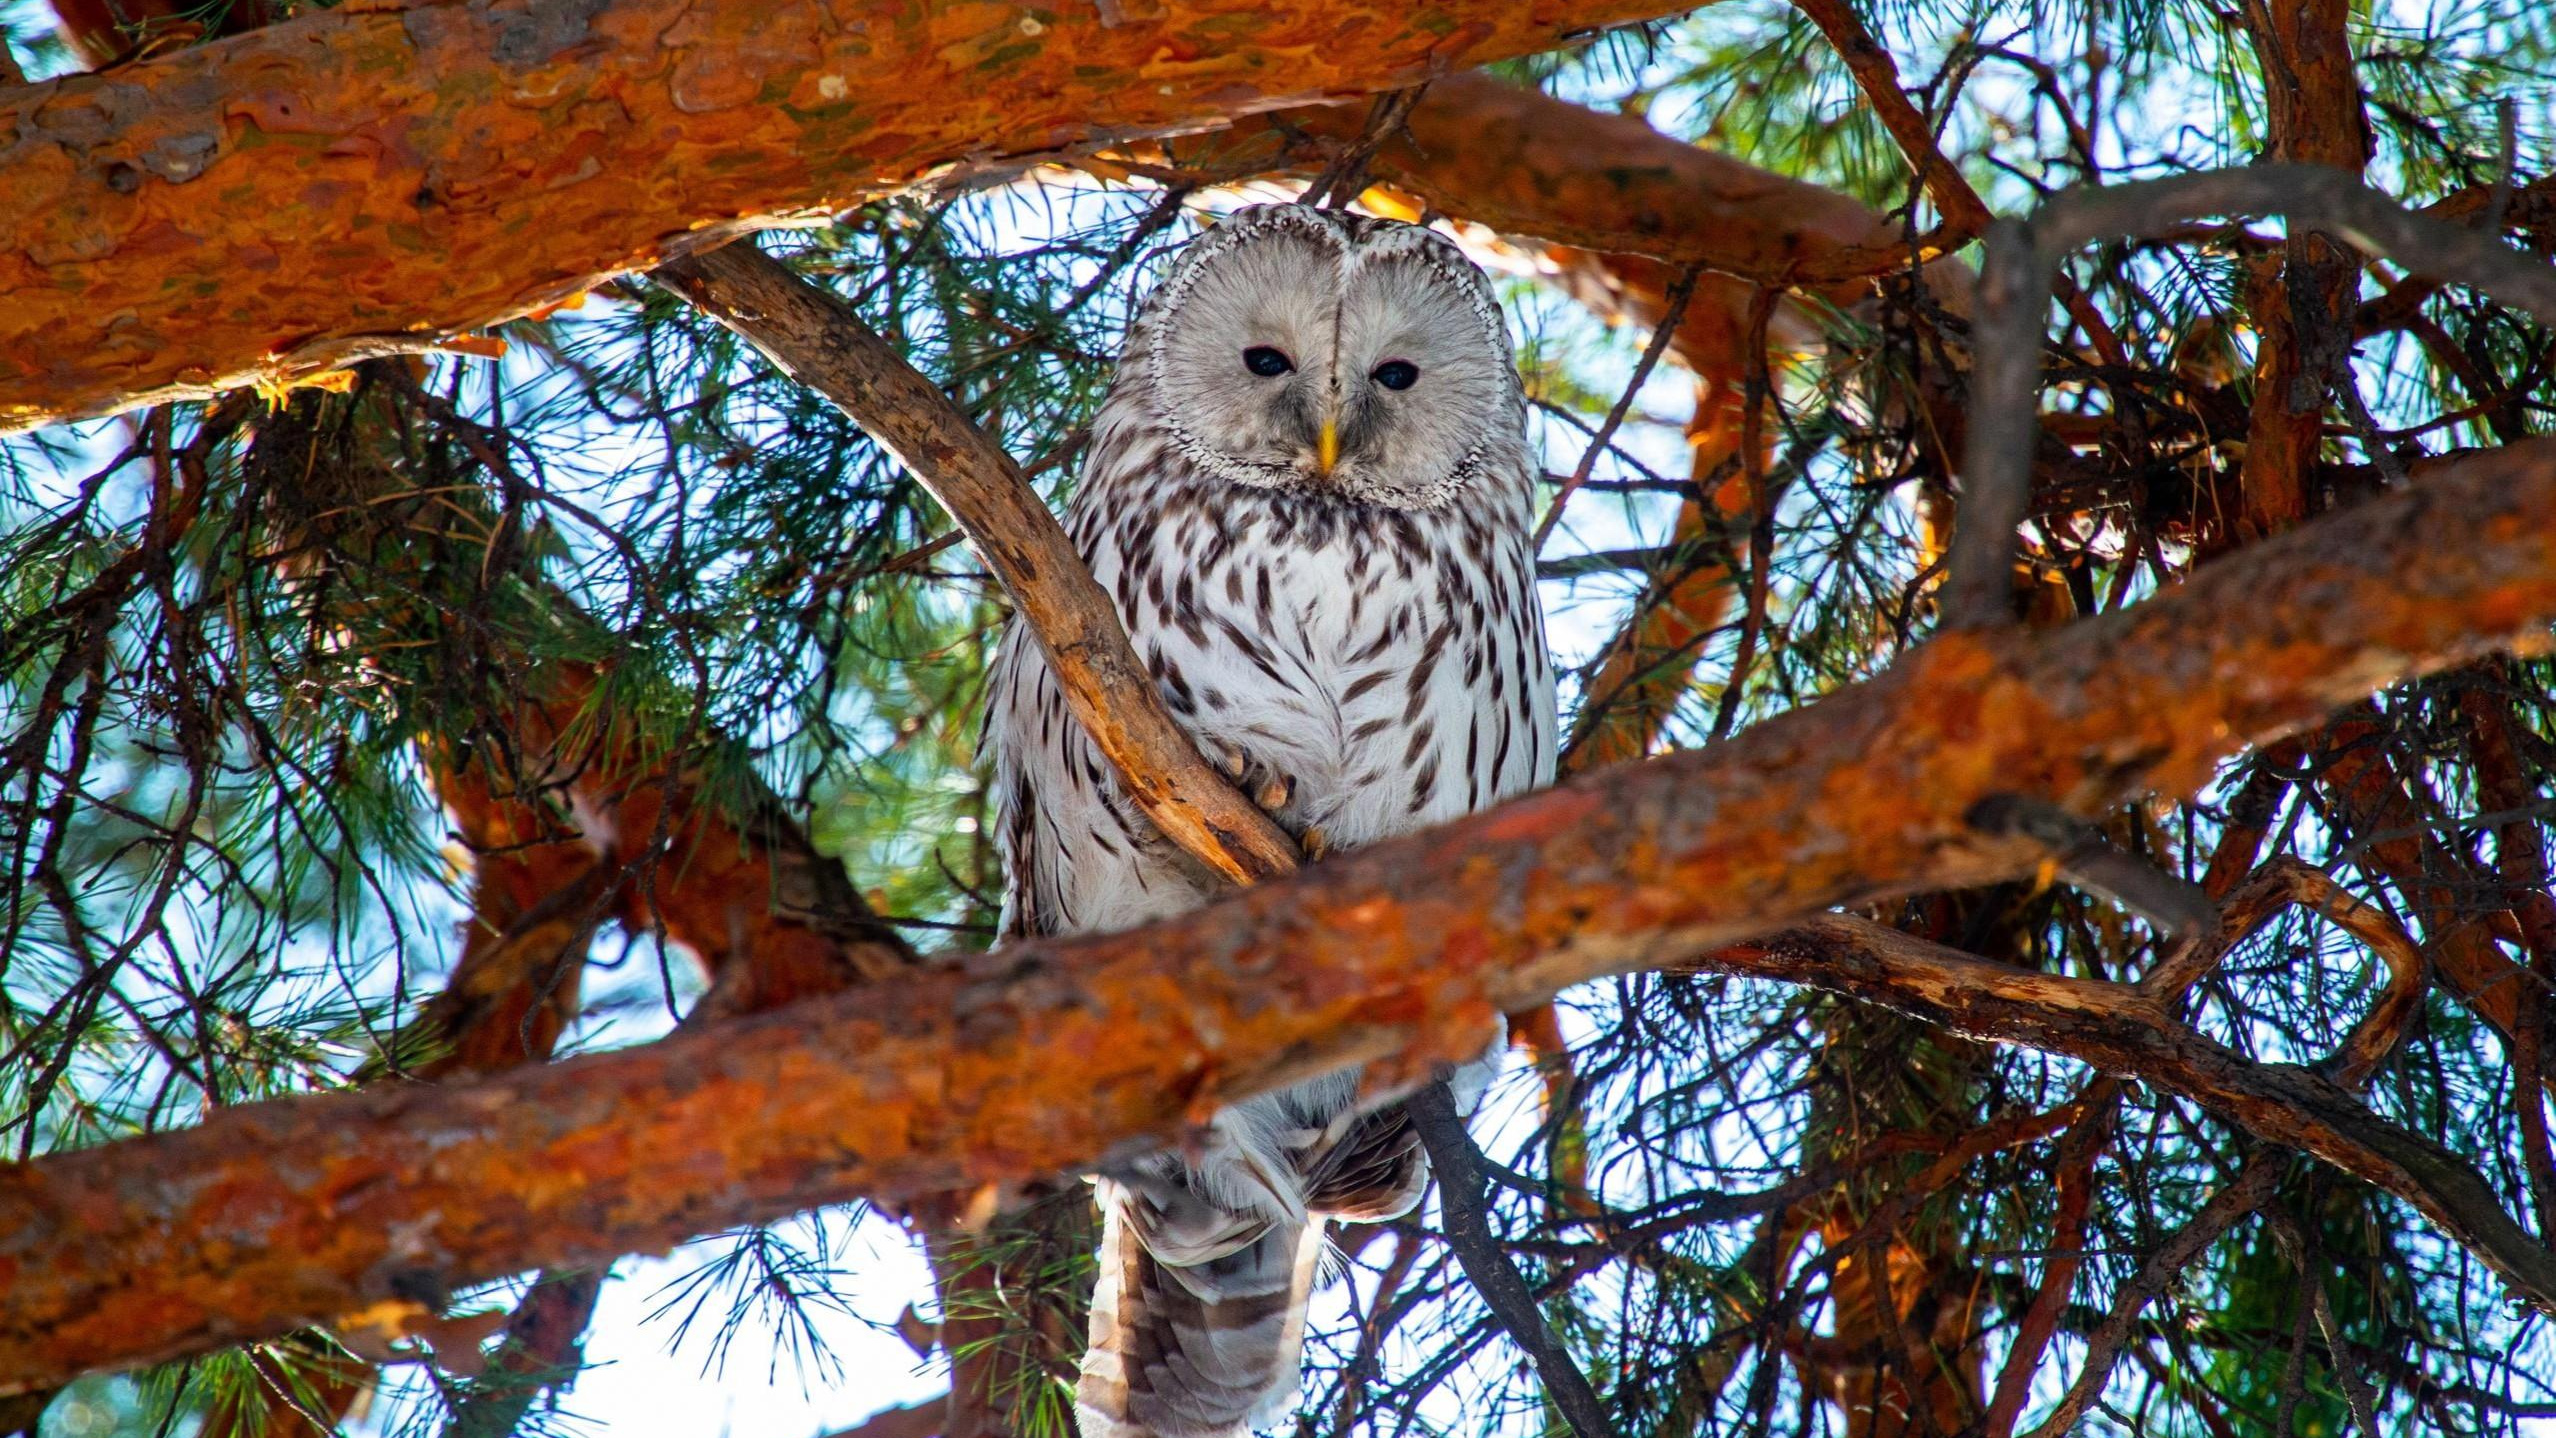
[5,2,2556,1436]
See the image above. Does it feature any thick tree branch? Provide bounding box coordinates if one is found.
[652,242,1299,886]
[1235,71,1908,285]
[0,0,1696,431]
[3,435,2556,1389]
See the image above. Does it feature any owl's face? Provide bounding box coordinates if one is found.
[1134,205,1520,510]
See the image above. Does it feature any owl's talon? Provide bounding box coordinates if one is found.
[1255,772,1294,812]
[1301,826,1331,862]
[1220,742,1248,781]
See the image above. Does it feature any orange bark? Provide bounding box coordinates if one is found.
[6,436,2556,1391]
[2234,0,2374,540]
[0,0,1695,431]
[1254,71,1906,283]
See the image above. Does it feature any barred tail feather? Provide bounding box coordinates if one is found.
[1078,1183,1326,1438]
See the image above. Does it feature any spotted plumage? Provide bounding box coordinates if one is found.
[985,204,1556,1438]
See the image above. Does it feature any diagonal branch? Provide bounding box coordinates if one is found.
[4,434,2556,1391]
[1405,1081,1616,1438]
[1718,916,2556,1321]
[652,242,1299,886]
[1790,0,1993,245]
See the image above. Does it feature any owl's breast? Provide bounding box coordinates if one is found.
[1117,494,1551,854]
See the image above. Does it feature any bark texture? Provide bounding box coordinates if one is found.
[5,436,2556,1391]
[1253,70,1905,281]
[0,0,1691,430]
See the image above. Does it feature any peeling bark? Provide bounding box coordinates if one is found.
[4,436,2556,1390]
[0,0,1695,431]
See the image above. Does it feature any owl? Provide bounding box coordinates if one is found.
[984,204,1557,1437]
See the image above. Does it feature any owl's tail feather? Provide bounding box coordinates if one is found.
[1077,1182,1325,1438]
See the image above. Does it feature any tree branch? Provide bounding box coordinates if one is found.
[5,435,2556,1390]
[1950,162,2556,629]
[0,0,1695,431]
[1791,0,1993,245]
[1238,71,1912,286]
[1404,1081,1615,1438]
[652,242,1299,886]
[2017,1152,2290,1438]
[1718,915,2556,1325]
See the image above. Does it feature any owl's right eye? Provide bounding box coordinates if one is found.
[1242,346,1295,377]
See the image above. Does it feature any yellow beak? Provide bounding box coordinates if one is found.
[1317,418,1339,477]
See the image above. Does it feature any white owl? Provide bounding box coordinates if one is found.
[985,204,1557,1437]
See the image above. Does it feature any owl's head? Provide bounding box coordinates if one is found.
[1128,205,1522,510]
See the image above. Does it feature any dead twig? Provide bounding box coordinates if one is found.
[1534,264,1704,550]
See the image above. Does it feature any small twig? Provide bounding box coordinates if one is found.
[1793,0,1993,245]
[2018,1151,2289,1438]
[1534,264,1702,550]
[1404,1081,1617,1438]
[2267,1209,2388,1438]
[1306,86,1427,210]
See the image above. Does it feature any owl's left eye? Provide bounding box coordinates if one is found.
[1243,346,1295,377]
[1371,360,1420,391]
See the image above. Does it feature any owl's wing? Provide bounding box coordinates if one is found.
[986,618,1212,942]
[1301,1104,1431,1222]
